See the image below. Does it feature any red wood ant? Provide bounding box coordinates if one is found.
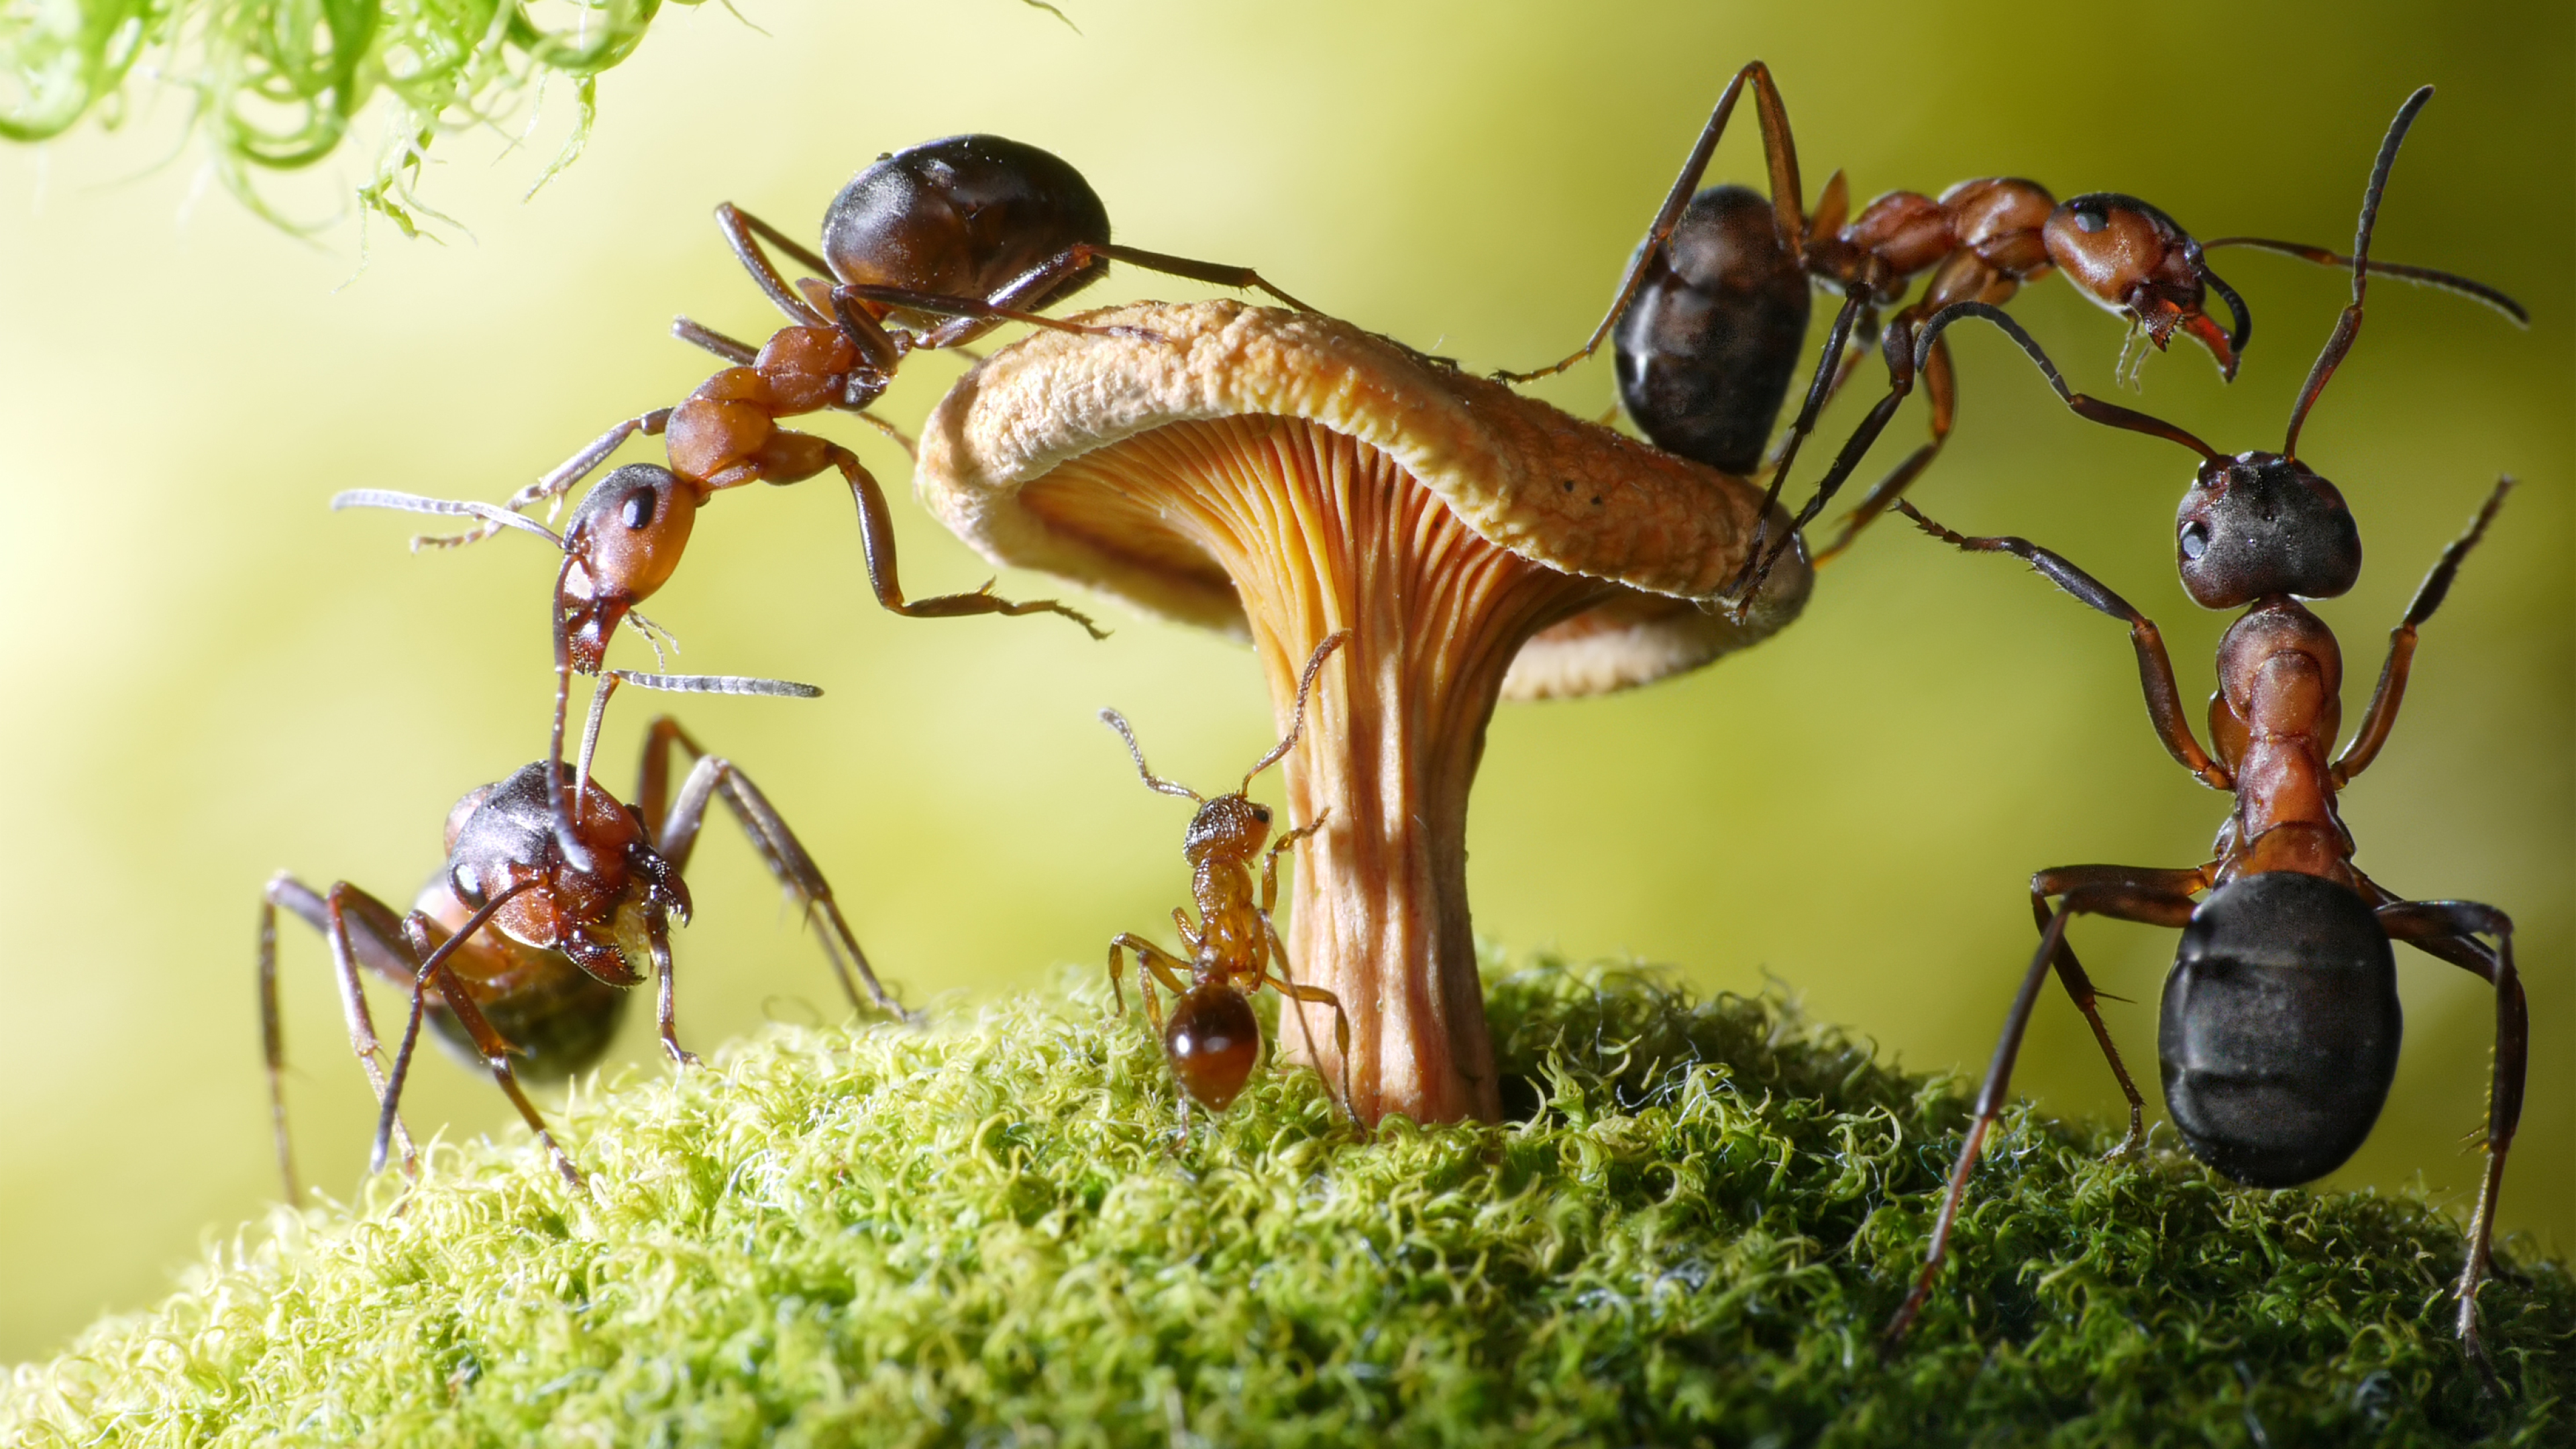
[1881,88,2526,1387]
[1099,631,1358,1127]
[258,670,906,1197]
[339,133,1322,667]
[1498,62,2527,602]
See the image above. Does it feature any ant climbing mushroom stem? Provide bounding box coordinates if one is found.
[916,300,1813,1126]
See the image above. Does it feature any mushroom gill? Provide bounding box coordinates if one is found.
[918,301,1809,1124]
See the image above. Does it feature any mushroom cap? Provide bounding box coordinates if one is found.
[915,301,1809,694]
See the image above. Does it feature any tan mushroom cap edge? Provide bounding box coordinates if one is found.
[915,300,1812,690]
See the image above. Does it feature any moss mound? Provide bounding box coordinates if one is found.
[5,964,2568,1445]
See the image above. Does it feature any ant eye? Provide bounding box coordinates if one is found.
[2181,521,2210,560]
[2072,205,2107,234]
[1252,805,1272,822]
[622,488,657,530]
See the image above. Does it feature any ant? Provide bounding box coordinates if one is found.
[1497,62,2526,603]
[258,669,906,1197]
[343,132,1324,668]
[1098,631,1358,1128]
[1879,88,2525,1387]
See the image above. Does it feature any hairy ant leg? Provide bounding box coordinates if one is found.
[2378,900,2522,1389]
[1897,501,2231,788]
[1888,875,2202,1346]
[716,201,837,327]
[373,880,586,1191]
[633,714,908,1026]
[2028,863,2218,1157]
[260,875,425,1197]
[1108,934,1194,1039]
[2334,478,2512,786]
[827,441,1106,637]
[1499,60,1803,382]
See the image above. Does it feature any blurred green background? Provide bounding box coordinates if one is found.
[1,0,2565,1364]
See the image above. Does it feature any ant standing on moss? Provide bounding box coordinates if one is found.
[1882,88,2526,1387]
[260,670,908,1197]
[1099,632,1360,1130]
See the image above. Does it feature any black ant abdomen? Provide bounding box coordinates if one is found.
[2158,871,2403,1188]
[821,134,1114,339]
[1613,184,1813,478]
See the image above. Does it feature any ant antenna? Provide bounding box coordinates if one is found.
[331,490,568,551]
[1915,303,2224,463]
[1100,709,1202,802]
[2285,85,2432,462]
[569,668,824,822]
[1241,631,1350,794]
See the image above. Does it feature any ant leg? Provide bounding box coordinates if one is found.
[1497,60,1803,382]
[832,282,1157,348]
[647,928,698,1067]
[1897,502,2231,790]
[372,883,584,1190]
[2030,863,2214,1157]
[2334,478,2511,786]
[1887,877,2198,1348]
[307,881,427,1179]
[1258,813,1330,917]
[414,410,673,549]
[1080,243,1319,313]
[672,315,757,365]
[262,875,434,1195]
[1171,908,1202,953]
[1109,934,1193,1042]
[1813,330,1959,564]
[714,202,834,328]
[641,717,907,1021]
[1721,287,1874,596]
[833,442,1107,637]
[2379,900,2522,1394]
[1264,922,1360,1128]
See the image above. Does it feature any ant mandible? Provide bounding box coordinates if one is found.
[1098,631,1359,1128]
[259,669,907,1197]
[1882,88,2525,1387]
[344,133,1323,666]
[1496,62,2526,602]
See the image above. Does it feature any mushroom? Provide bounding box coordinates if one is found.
[916,301,1810,1124]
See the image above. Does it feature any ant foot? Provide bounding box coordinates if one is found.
[2100,1107,2147,1163]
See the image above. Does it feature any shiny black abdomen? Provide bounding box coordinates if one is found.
[1613,184,1811,477]
[2157,871,2400,1187]
[821,134,1112,311]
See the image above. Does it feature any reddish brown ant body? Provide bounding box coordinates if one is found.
[340,133,1322,665]
[259,671,904,1196]
[1883,89,2525,1387]
[1499,62,2526,600]
[1099,633,1358,1126]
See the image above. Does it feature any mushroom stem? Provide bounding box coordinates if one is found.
[1041,418,1609,1122]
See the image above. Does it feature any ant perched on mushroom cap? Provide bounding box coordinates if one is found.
[1880,87,2526,1389]
[1099,631,1360,1130]
[1497,61,2528,605]
[337,132,1328,671]
[260,669,908,1197]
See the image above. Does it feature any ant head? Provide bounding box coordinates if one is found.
[2157,872,2400,1187]
[1183,794,1273,865]
[1163,982,1262,1112]
[2176,453,2362,607]
[2043,193,2245,378]
[559,465,700,672]
[444,763,692,980]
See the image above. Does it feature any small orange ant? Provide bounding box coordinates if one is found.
[1099,632,1358,1127]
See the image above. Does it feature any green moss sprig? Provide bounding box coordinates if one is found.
[4,962,2567,1444]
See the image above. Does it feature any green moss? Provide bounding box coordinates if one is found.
[4,963,2568,1445]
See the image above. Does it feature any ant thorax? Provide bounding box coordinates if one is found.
[2210,600,2355,884]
